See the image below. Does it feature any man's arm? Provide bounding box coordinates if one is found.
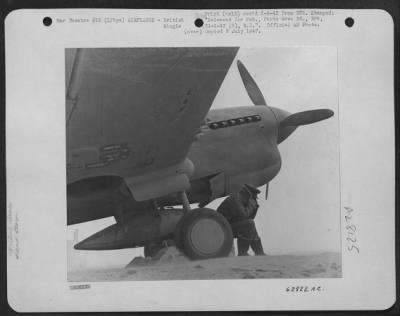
[228,195,250,221]
[247,197,259,219]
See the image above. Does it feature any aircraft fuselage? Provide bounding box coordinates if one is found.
[67,105,288,225]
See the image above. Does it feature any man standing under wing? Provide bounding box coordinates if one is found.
[217,184,266,256]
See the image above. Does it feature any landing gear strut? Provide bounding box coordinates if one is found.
[180,191,191,213]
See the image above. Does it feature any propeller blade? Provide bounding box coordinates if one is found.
[281,109,334,127]
[237,60,267,106]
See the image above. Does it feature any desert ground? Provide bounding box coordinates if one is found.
[68,249,341,282]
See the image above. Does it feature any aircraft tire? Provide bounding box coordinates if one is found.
[174,208,233,260]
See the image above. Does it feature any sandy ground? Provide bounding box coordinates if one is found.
[68,251,341,282]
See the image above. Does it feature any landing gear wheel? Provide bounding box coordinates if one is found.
[174,208,233,260]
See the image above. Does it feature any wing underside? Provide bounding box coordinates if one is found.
[66,47,238,181]
[66,47,238,200]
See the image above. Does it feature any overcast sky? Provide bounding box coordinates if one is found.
[67,47,340,268]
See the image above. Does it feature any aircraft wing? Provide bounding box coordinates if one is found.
[66,47,238,201]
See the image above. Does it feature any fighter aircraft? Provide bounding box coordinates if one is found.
[66,47,334,260]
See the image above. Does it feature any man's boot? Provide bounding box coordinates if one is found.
[237,237,251,256]
[250,239,266,256]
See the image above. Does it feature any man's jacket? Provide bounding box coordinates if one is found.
[217,193,259,224]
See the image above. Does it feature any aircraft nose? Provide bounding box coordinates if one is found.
[270,106,291,123]
[277,125,297,144]
[269,107,297,144]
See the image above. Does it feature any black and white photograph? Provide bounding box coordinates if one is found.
[65,47,340,282]
[5,8,395,312]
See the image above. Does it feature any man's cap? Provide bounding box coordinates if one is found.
[243,184,261,196]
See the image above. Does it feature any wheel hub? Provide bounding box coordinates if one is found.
[189,218,225,255]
